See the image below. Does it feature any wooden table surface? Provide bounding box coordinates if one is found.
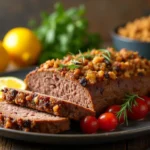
[0,134,150,150]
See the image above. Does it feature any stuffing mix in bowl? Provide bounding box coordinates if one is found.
[118,16,150,42]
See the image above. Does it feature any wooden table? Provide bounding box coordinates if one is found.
[0,134,150,150]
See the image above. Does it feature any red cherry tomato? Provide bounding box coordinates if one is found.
[142,96,150,111]
[128,98,148,120]
[106,105,125,124]
[98,112,118,132]
[80,116,99,134]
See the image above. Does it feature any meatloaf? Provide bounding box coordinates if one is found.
[0,102,69,133]
[25,48,150,114]
[2,88,95,120]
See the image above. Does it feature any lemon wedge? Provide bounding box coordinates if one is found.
[0,77,26,100]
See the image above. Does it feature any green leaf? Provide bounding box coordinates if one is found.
[55,3,64,13]
[40,11,49,20]
[68,64,80,70]
[78,5,85,16]
[67,24,75,34]
[58,63,80,70]
[45,29,55,44]
[29,2,103,64]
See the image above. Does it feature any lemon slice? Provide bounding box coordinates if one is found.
[0,77,26,100]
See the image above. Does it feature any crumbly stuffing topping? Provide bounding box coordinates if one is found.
[39,48,150,84]
[118,16,150,42]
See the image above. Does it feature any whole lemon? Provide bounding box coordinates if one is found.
[0,42,9,72]
[3,27,42,67]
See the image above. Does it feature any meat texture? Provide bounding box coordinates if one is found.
[0,102,69,133]
[2,88,95,120]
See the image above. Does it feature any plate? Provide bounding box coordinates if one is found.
[0,67,150,145]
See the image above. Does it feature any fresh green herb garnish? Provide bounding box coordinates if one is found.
[83,51,94,60]
[100,49,111,62]
[71,59,82,65]
[78,50,86,62]
[59,64,80,70]
[69,64,80,69]
[100,49,111,57]
[29,3,102,64]
[78,50,93,62]
[84,55,93,59]
[116,94,143,125]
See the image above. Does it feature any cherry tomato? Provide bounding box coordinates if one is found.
[80,116,99,134]
[106,105,125,124]
[98,112,118,132]
[128,98,148,120]
[142,96,150,111]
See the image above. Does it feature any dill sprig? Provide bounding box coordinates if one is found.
[116,94,143,126]
[100,49,111,62]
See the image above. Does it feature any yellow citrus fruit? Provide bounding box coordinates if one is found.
[3,27,42,67]
[0,77,26,100]
[0,42,9,72]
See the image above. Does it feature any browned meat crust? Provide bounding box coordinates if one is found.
[0,102,69,133]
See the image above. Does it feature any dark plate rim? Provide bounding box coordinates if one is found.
[0,124,150,138]
[0,123,150,145]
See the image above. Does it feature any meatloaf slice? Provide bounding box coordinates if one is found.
[0,102,69,133]
[25,48,150,114]
[2,88,95,120]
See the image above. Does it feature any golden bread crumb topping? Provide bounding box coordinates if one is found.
[39,48,150,84]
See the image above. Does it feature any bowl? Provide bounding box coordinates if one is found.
[111,24,150,60]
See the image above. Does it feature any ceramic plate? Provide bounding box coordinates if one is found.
[0,67,150,145]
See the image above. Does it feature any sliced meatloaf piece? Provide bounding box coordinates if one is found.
[2,88,95,120]
[0,102,69,133]
[25,48,150,114]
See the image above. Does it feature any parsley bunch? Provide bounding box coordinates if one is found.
[29,3,102,64]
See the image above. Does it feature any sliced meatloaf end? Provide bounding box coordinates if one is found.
[25,49,150,114]
[0,102,69,133]
[2,88,95,120]
[25,70,95,111]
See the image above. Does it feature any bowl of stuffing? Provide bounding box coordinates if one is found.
[112,16,150,59]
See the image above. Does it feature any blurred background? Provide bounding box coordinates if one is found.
[0,0,149,41]
[0,0,149,72]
